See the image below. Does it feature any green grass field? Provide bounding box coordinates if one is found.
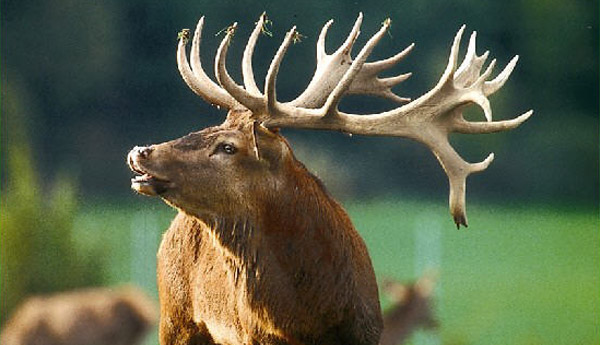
[349,199,599,345]
[76,198,599,345]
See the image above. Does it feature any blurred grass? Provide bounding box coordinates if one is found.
[348,199,599,345]
[72,197,598,345]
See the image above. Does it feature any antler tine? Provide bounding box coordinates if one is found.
[264,26,298,118]
[435,25,466,88]
[316,19,334,62]
[242,13,266,96]
[214,22,264,112]
[289,13,364,108]
[465,58,496,122]
[363,42,415,73]
[335,12,363,56]
[177,19,236,109]
[292,14,413,108]
[381,73,413,89]
[484,55,519,95]
[455,32,488,88]
[322,18,392,116]
[347,42,415,103]
[260,18,399,126]
[453,110,533,134]
[446,151,495,228]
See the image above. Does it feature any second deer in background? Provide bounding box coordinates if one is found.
[380,273,438,345]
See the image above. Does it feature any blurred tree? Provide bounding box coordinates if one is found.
[0,79,105,326]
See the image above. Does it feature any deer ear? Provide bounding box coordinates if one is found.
[251,122,288,165]
[251,121,262,160]
[381,279,410,304]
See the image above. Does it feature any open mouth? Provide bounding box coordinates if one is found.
[131,173,171,196]
[128,155,171,196]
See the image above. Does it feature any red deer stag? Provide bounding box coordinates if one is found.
[127,12,531,345]
[0,286,157,345]
[380,273,438,345]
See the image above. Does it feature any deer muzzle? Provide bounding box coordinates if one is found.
[127,146,172,196]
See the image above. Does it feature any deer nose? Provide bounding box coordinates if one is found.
[134,146,154,159]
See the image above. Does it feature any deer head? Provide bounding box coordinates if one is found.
[127,13,531,227]
[127,112,295,221]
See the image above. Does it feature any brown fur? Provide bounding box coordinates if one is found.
[128,111,382,345]
[0,286,157,345]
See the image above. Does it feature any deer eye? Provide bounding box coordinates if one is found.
[219,143,237,155]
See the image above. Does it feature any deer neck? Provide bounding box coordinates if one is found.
[192,166,353,274]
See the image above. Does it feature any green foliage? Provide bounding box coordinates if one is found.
[0,81,104,325]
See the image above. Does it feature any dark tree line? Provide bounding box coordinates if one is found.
[1,0,598,205]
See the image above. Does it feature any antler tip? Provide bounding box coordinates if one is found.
[520,109,534,122]
[338,13,363,54]
[255,13,267,27]
[192,17,206,44]
[506,110,534,129]
[483,152,495,165]
[194,16,205,29]
[453,25,466,45]
[453,214,468,229]
[470,152,495,173]
[353,12,364,29]
[226,22,239,39]
[481,58,497,80]
[443,25,467,77]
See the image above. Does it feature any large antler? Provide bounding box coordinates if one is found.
[176,13,532,228]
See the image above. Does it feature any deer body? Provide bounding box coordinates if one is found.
[128,12,530,345]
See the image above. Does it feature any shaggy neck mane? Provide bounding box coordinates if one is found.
[197,155,353,273]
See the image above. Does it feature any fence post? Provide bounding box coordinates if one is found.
[413,213,442,345]
[130,209,160,296]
